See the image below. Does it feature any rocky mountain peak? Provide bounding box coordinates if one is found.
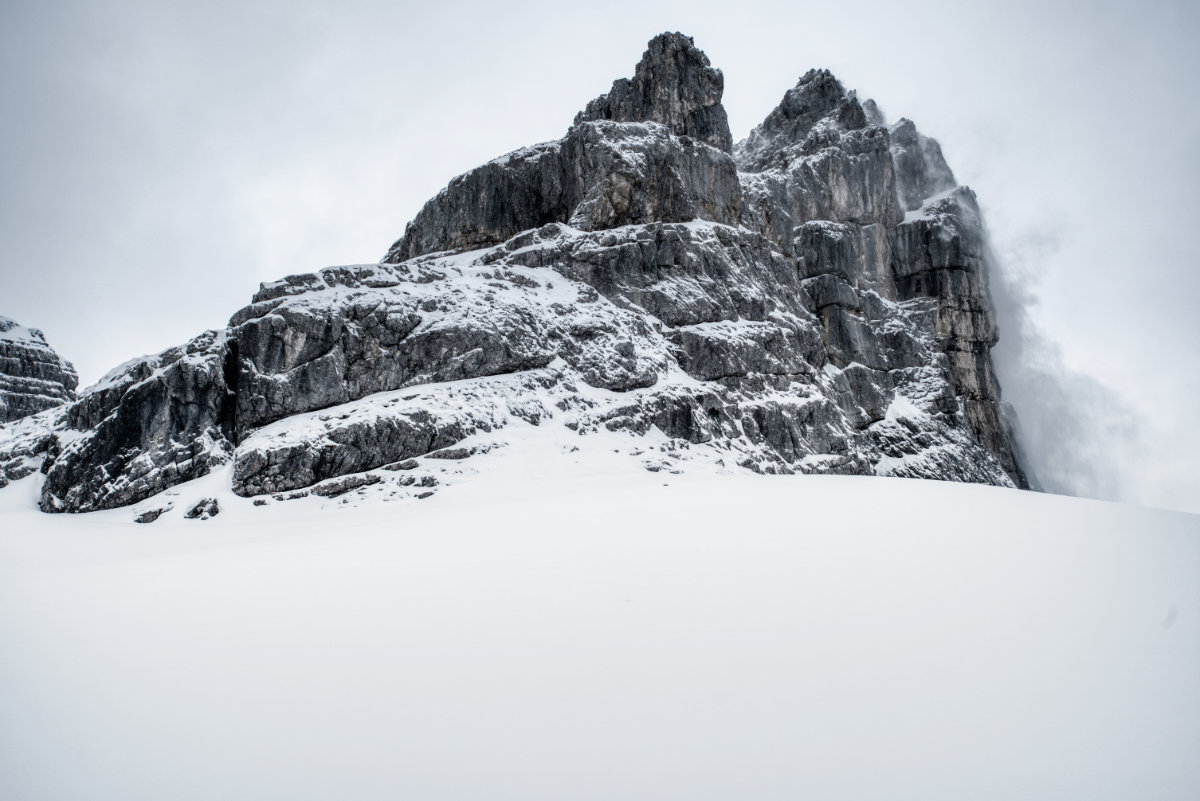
[1,32,1031,514]
[736,68,869,173]
[0,315,78,424]
[575,31,733,152]
[382,33,742,265]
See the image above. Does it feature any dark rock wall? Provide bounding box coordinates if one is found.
[576,32,733,152]
[383,120,742,264]
[39,331,235,512]
[733,71,1026,487]
[0,316,78,424]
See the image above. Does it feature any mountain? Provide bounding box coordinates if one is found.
[0,32,1029,514]
[2,34,1197,799]
[0,316,77,425]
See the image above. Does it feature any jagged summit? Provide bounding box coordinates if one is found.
[0,32,1029,514]
[576,31,733,152]
[736,68,866,172]
[0,315,78,424]
[381,32,740,265]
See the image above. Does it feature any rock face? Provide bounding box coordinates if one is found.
[575,32,733,152]
[382,120,741,264]
[0,31,1029,512]
[0,316,78,424]
[37,331,235,511]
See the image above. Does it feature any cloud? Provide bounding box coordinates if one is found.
[987,222,1141,503]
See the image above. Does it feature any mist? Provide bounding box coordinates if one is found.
[988,226,1140,502]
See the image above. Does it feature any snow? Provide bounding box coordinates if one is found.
[0,316,34,342]
[1,442,1198,800]
[884,392,925,422]
[902,187,960,223]
[486,140,560,168]
[0,316,52,350]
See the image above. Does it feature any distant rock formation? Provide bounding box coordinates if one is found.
[0,32,1029,512]
[0,316,78,423]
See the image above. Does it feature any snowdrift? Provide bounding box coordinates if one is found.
[2,455,1196,800]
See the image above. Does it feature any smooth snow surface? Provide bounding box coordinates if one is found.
[1,458,1197,800]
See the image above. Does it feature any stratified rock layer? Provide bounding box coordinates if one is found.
[0,32,1028,512]
[0,316,78,424]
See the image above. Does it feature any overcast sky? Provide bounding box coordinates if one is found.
[2,0,1197,512]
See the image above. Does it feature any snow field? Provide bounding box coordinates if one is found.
[1,451,1197,800]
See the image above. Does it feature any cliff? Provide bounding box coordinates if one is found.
[0,316,77,424]
[0,32,1028,513]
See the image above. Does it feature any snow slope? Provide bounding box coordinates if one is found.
[1,442,1197,800]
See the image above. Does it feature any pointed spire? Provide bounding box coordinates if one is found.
[575,32,733,152]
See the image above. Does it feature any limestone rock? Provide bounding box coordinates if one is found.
[0,316,78,423]
[383,32,740,264]
[39,330,236,513]
[383,121,741,263]
[735,72,902,258]
[890,117,957,212]
[134,507,168,524]
[184,498,219,520]
[575,31,733,152]
[736,69,861,172]
[0,31,1032,513]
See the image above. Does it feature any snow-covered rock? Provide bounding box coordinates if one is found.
[0,316,77,425]
[0,31,1030,513]
[575,29,733,151]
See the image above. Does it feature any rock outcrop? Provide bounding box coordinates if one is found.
[0,316,78,423]
[575,32,733,152]
[0,31,1029,512]
[382,120,741,264]
[37,330,235,511]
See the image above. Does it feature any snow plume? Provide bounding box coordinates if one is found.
[987,225,1138,504]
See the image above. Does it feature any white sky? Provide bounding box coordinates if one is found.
[2,0,1197,512]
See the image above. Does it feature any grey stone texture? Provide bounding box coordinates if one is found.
[0,32,1030,512]
[576,32,733,152]
[39,330,236,512]
[0,316,78,424]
